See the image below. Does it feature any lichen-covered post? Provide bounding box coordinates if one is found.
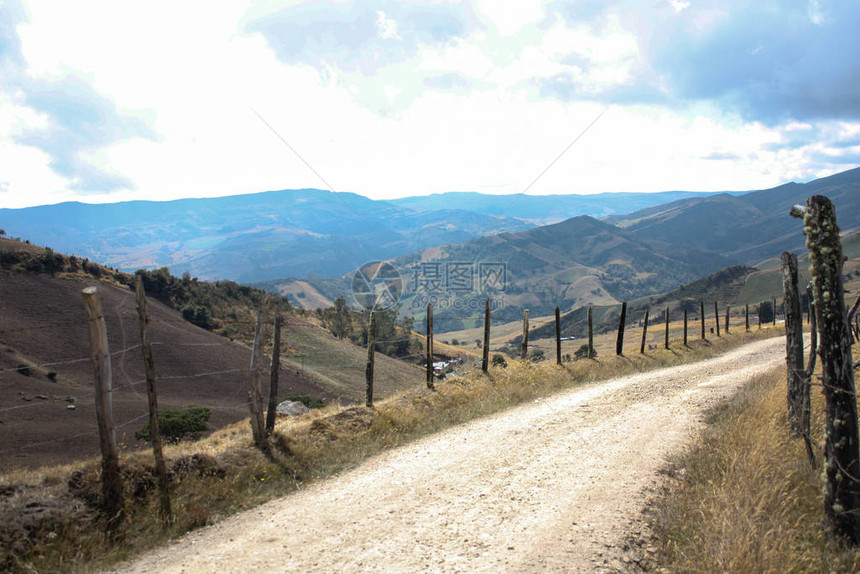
[714,301,721,337]
[481,299,491,373]
[683,309,688,346]
[248,298,269,449]
[792,196,860,544]
[587,306,595,358]
[555,306,562,365]
[521,309,530,360]
[664,306,670,350]
[616,301,627,356]
[640,310,649,354]
[426,304,434,389]
[781,252,806,435]
[365,312,376,407]
[725,305,731,334]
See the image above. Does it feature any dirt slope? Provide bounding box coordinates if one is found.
[113,337,785,573]
[0,274,324,470]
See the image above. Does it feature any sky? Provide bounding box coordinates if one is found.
[0,0,859,209]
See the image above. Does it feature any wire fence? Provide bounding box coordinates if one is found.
[0,292,784,464]
[0,305,439,463]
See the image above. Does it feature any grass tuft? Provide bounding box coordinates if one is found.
[648,364,860,572]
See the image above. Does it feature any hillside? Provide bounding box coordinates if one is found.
[0,189,532,282]
[608,167,860,264]
[384,215,730,327]
[390,190,729,225]
[0,239,426,469]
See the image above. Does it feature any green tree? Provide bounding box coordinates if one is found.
[331,297,352,339]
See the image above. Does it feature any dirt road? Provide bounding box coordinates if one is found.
[114,337,785,573]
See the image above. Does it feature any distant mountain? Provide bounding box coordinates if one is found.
[607,167,860,265]
[380,215,732,327]
[0,189,533,282]
[390,190,732,225]
[269,168,860,331]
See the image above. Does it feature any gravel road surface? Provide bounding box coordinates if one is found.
[113,337,784,573]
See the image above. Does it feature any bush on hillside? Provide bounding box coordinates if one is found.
[135,406,211,444]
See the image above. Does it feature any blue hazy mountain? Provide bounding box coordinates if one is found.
[390,190,731,225]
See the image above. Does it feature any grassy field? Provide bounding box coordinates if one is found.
[647,353,860,572]
[0,326,778,573]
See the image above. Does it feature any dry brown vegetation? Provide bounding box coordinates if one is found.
[647,357,860,572]
[0,327,776,573]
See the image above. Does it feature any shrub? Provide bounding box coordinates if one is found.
[530,349,546,362]
[16,364,30,377]
[135,406,211,444]
[492,354,507,368]
[574,344,596,360]
[280,392,326,409]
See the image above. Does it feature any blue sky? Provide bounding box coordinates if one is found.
[0,0,858,208]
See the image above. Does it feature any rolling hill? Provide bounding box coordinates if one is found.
[0,238,427,470]
[608,167,860,265]
[390,190,730,225]
[0,189,533,282]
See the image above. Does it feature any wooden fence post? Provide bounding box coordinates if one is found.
[725,305,731,334]
[616,301,627,356]
[555,306,562,365]
[133,276,170,523]
[481,299,491,372]
[781,252,806,435]
[521,309,530,360]
[683,309,688,346]
[640,310,649,354]
[265,314,282,434]
[792,196,860,544]
[700,300,706,340]
[365,312,376,407]
[248,298,269,449]
[758,302,763,329]
[82,287,123,530]
[773,296,778,325]
[587,307,594,358]
[745,303,750,331]
[664,306,670,350]
[714,301,721,337]
[426,304,434,389]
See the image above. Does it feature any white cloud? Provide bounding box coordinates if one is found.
[376,10,402,40]
[808,0,825,25]
[0,0,857,211]
[668,0,691,14]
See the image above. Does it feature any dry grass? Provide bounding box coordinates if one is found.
[1,327,777,573]
[648,363,860,572]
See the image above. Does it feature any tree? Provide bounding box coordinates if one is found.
[574,344,597,360]
[0,229,6,238]
[331,297,351,339]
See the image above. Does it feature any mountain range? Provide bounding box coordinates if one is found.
[0,188,729,282]
[264,167,860,329]
[2,167,859,331]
